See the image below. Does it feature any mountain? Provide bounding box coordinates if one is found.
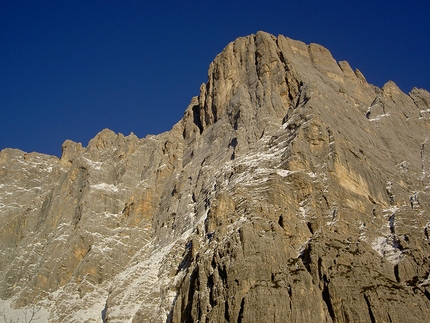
[1,31,430,322]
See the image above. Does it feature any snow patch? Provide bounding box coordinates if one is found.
[369,112,390,121]
[82,157,102,170]
[371,236,403,265]
[103,211,119,218]
[307,171,317,178]
[383,206,399,214]
[298,205,307,220]
[92,183,119,193]
[277,169,293,177]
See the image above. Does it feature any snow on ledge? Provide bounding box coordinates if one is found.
[91,183,119,193]
[371,236,403,265]
[369,112,390,122]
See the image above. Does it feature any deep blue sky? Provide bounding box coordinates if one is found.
[1,1,429,157]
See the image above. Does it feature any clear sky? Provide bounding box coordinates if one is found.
[1,1,429,157]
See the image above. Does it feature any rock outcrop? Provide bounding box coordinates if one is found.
[1,31,430,322]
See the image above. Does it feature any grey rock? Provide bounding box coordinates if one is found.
[1,31,430,322]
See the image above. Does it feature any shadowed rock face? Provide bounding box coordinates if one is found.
[1,31,430,322]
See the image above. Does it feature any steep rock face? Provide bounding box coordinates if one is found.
[1,31,430,322]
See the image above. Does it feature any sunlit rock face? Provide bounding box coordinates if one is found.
[1,31,430,322]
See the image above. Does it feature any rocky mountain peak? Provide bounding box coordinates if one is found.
[1,32,430,322]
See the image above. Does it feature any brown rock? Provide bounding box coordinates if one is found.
[1,31,430,322]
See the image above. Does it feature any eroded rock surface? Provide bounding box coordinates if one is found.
[1,31,430,322]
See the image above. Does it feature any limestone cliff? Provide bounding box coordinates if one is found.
[1,31,430,322]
